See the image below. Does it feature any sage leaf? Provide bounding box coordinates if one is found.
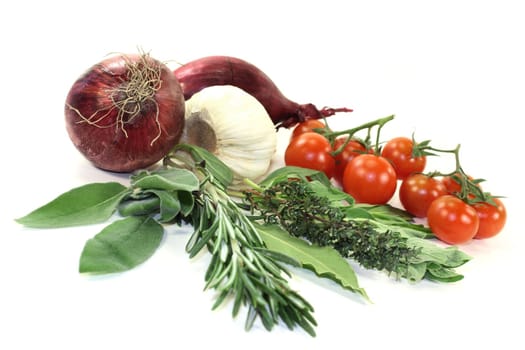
[424,263,465,283]
[145,189,181,222]
[118,195,160,217]
[306,180,354,205]
[79,216,164,274]
[254,222,370,301]
[131,168,200,192]
[399,237,472,282]
[178,190,194,217]
[407,237,472,267]
[259,166,331,188]
[15,182,129,228]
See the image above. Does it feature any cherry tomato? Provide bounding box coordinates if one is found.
[332,137,370,185]
[442,174,477,194]
[290,119,326,139]
[381,137,426,180]
[285,132,335,178]
[342,154,397,204]
[399,174,447,218]
[441,175,462,194]
[473,198,507,239]
[427,195,479,244]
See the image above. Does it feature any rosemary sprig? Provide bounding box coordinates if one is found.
[165,145,317,336]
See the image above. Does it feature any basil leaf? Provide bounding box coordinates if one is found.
[131,168,199,192]
[15,182,129,228]
[255,222,369,301]
[79,216,164,274]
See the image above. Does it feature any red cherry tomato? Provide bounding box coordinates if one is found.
[399,174,447,218]
[290,120,326,139]
[332,137,370,185]
[427,195,479,244]
[473,198,507,239]
[285,132,335,178]
[381,137,426,180]
[342,154,397,204]
[442,174,477,194]
[441,175,462,194]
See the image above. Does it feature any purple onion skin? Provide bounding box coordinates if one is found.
[174,56,351,128]
[65,54,185,172]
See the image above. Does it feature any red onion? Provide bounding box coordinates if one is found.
[65,53,185,172]
[174,56,352,128]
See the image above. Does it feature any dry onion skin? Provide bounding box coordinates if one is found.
[65,53,185,172]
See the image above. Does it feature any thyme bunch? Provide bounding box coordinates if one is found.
[245,180,420,278]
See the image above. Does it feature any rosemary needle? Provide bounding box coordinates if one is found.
[170,146,317,336]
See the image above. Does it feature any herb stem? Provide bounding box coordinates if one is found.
[176,147,317,336]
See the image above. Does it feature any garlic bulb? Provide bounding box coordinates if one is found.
[180,85,278,187]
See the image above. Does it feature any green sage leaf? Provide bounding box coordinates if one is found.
[178,190,195,217]
[306,180,354,205]
[79,216,164,274]
[424,263,465,283]
[118,195,161,217]
[399,237,472,282]
[259,166,331,188]
[145,189,181,222]
[407,237,472,268]
[131,168,199,192]
[16,182,129,228]
[254,222,370,301]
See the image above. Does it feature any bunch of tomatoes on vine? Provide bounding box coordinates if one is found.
[284,115,506,245]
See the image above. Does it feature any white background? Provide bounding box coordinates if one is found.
[1,1,524,349]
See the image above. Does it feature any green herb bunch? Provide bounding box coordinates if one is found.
[16,145,317,336]
[246,180,419,276]
[243,167,471,283]
[172,149,317,336]
[14,148,471,337]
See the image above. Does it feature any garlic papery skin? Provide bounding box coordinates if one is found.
[180,85,278,186]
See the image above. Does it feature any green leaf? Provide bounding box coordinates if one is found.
[131,168,200,192]
[118,195,161,217]
[254,222,370,301]
[177,190,195,217]
[259,166,331,188]
[400,237,472,282]
[306,180,354,206]
[345,204,434,239]
[145,189,181,222]
[79,216,164,274]
[424,263,465,283]
[15,182,129,228]
[174,144,233,188]
[407,237,472,267]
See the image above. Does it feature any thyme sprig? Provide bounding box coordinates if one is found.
[245,180,419,278]
[243,170,471,282]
